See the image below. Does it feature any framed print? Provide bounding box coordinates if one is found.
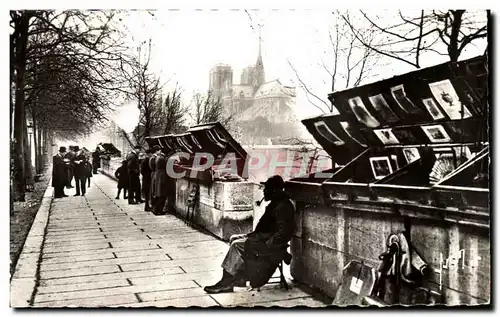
[340,121,366,146]
[314,121,345,146]
[347,97,380,128]
[373,128,400,145]
[422,98,445,120]
[368,94,399,122]
[369,156,393,180]
[421,125,452,143]
[402,147,421,164]
[428,79,472,119]
[390,84,420,113]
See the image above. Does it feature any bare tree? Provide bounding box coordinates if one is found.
[162,86,189,135]
[190,91,233,127]
[288,11,379,114]
[341,9,488,68]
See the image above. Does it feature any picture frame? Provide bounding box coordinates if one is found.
[369,156,393,180]
[402,147,421,164]
[373,128,400,145]
[340,121,366,146]
[347,97,380,128]
[421,125,452,143]
[390,84,420,113]
[428,79,472,120]
[314,121,345,146]
[368,94,399,122]
[421,98,445,120]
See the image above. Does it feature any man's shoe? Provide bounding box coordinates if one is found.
[74,194,80,196]
[129,202,138,205]
[203,282,234,294]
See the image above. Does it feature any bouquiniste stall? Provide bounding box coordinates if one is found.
[145,122,254,241]
[286,55,489,305]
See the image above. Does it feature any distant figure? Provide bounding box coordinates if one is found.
[64,146,76,188]
[127,145,143,205]
[72,146,88,196]
[92,146,101,174]
[141,148,153,212]
[114,160,129,199]
[85,161,93,188]
[52,147,68,198]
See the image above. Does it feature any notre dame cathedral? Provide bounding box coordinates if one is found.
[208,36,306,146]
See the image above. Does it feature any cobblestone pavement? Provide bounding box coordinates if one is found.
[15,174,327,308]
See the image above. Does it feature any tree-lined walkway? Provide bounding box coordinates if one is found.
[17,174,327,307]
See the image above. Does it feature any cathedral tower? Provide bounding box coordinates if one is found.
[252,25,265,93]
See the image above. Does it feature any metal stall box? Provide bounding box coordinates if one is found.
[285,56,490,306]
[149,123,254,241]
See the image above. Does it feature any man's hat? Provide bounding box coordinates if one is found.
[73,145,80,151]
[152,145,162,152]
[59,146,66,153]
[260,175,285,190]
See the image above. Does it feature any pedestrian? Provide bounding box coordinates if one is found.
[127,145,143,205]
[52,147,68,198]
[64,145,76,188]
[203,175,296,294]
[92,146,101,174]
[72,146,88,196]
[85,160,93,187]
[114,160,129,199]
[151,146,169,215]
[141,148,153,212]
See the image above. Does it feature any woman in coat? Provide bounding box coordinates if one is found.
[114,160,129,199]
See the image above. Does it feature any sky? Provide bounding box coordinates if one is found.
[78,9,488,147]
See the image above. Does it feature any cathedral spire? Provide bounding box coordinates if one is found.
[253,23,265,91]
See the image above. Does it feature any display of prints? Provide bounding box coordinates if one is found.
[421,125,452,143]
[369,156,393,180]
[390,85,420,113]
[428,79,472,119]
[347,97,380,128]
[422,98,445,120]
[340,121,366,146]
[314,121,345,146]
[402,147,421,164]
[368,94,399,122]
[373,128,400,145]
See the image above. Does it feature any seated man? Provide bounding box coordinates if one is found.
[204,175,296,294]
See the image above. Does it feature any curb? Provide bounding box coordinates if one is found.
[10,179,53,308]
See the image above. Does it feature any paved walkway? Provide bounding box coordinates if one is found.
[12,174,327,308]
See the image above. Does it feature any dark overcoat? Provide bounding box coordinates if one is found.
[244,191,296,288]
[141,157,153,192]
[151,154,169,198]
[72,152,87,177]
[52,154,67,188]
[114,166,129,189]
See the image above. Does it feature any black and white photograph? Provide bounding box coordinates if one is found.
[8,8,490,309]
[373,128,400,145]
[369,156,393,180]
[314,121,345,145]
[422,98,446,120]
[368,93,399,122]
[390,84,420,113]
[402,147,421,163]
[347,96,381,128]
[421,124,453,143]
[428,79,473,119]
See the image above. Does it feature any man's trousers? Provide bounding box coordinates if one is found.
[222,236,247,276]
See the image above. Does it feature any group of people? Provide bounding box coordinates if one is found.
[52,145,93,198]
[114,145,174,215]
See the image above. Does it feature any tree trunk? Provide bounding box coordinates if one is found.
[37,126,43,174]
[24,116,35,191]
[12,13,31,202]
[32,106,39,174]
[448,10,465,63]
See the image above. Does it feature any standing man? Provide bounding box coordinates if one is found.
[72,145,88,196]
[64,146,76,188]
[127,145,143,205]
[141,148,153,212]
[52,147,68,198]
[151,146,168,215]
[92,146,101,174]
